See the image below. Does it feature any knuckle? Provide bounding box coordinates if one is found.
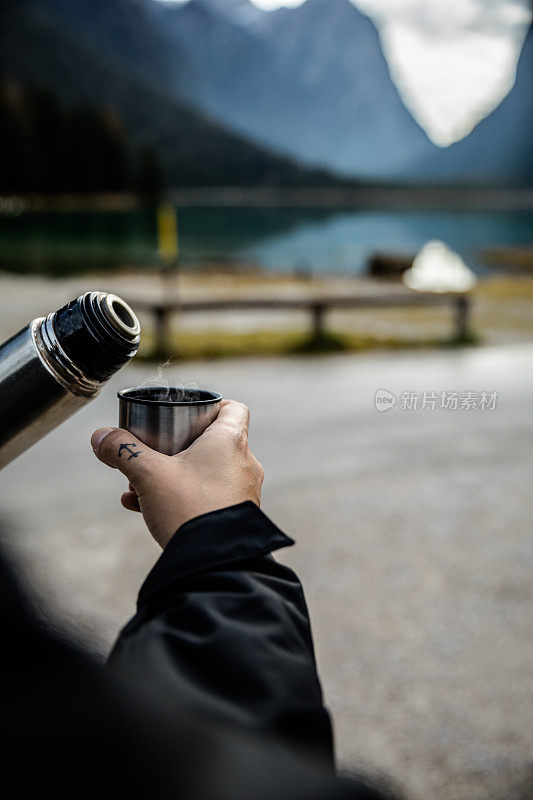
[221,423,247,447]
[229,399,247,412]
[234,401,250,423]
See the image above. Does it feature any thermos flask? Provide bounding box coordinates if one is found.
[0,291,141,469]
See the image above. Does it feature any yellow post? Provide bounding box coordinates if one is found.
[156,204,179,356]
[157,203,179,263]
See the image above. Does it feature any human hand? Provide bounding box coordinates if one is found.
[91,400,264,549]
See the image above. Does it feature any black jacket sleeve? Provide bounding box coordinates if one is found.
[107,501,334,767]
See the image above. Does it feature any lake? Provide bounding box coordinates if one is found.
[0,206,531,277]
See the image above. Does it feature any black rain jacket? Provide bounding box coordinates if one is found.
[1,502,394,800]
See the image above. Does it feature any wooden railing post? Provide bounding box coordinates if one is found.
[154,304,171,357]
[311,302,325,340]
[455,294,470,341]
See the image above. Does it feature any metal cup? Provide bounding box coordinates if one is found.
[118,386,222,455]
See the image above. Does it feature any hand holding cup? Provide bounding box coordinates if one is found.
[91,398,264,549]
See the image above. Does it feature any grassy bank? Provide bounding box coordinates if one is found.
[137,328,479,362]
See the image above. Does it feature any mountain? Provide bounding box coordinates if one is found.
[199,0,264,26]
[166,0,533,184]
[3,0,531,186]
[253,0,437,176]
[0,1,341,188]
[19,0,434,178]
[16,0,198,101]
[161,0,436,178]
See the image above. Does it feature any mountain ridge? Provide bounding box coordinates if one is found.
[3,0,531,186]
[0,1,344,189]
[158,0,437,177]
[194,0,533,184]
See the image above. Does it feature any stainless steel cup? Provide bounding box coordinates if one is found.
[118,386,222,455]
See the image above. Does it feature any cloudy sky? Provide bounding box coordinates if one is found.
[163,0,532,146]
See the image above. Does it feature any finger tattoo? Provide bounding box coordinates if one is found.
[118,443,142,461]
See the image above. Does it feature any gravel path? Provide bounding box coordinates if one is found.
[1,345,532,800]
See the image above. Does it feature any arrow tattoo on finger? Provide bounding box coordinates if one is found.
[118,443,142,461]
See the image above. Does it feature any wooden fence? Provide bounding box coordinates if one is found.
[129,292,471,355]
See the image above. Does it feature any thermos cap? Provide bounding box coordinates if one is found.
[52,292,141,383]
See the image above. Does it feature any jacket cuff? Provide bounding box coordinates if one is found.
[137,501,294,609]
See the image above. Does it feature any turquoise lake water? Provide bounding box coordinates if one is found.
[0,206,531,276]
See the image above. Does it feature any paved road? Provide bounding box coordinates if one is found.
[1,345,532,800]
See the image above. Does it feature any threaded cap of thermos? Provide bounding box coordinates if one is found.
[52,292,141,383]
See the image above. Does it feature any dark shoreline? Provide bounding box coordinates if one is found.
[2,186,533,214]
[168,186,533,211]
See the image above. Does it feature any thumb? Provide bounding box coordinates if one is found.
[91,427,163,487]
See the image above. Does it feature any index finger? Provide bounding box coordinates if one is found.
[213,399,250,434]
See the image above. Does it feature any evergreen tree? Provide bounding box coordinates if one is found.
[136,147,162,203]
[26,84,66,192]
[0,78,33,192]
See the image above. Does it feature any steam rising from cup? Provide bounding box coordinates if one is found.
[137,359,201,404]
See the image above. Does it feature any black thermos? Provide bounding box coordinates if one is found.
[0,291,141,469]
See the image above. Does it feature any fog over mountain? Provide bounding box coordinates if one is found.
[412,23,533,184]
[4,0,532,185]
[356,0,532,147]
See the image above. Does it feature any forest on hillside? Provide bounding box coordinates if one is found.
[0,77,160,196]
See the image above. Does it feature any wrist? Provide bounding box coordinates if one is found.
[160,495,260,548]
[138,501,294,607]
